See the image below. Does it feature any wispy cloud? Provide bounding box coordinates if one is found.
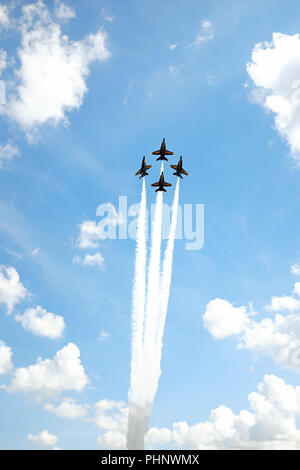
[0,143,20,169]
[101,8,114,23]
[73,252,105,269]
[99,329,110,342]
[123,79,135,105]
[188,20,214,49]
[0,4,9,28]
[54,1,76,21]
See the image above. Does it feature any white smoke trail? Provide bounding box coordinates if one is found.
[127,163,179,450]
[143,189,163,405]
[153,178,180,394]
[127,178,147,450]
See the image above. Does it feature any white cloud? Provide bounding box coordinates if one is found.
[0,265,27,315]
[44,397,89,419]
[203,298,250,339]
[101,9,114,23]
[5,342,88,399]
[293,282,300,296]
[203,286,300,371]
[4,1,110,136]
[73,252,105,268]
[189,20,214,49]
[266,295,300,312]
[92,399,128,431]
[0,4,9,27]
[0,143,20,169]
[77,203,122,249]
[31,247,40,256]
[291,264,300,275]
[169,43,178,51]
[0,48,7,75]
[143,375,300,450]
[247,32,300,163]
[54,1,75,21]
[15,305,65,339]
[239,313,300,370]
[93,400,129,449]
[95,376,300,450]
[97,430,126,450]
[0,341,13,374]
[28,430,58,447]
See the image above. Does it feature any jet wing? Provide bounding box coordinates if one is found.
[181,169,188,175]
[145,165,152,170]
[135,169,143,176]
[151,182,160,187]
[170,165,177,170]
[165,150,174,155]
[163,182,172,187]
[152,150,161,155]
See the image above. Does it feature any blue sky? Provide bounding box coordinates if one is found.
[1,0,300,450]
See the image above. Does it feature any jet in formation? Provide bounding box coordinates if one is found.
[151,171,172,192]
[170,156,188,179]
[152,138,174,161]
[135,156,152,179]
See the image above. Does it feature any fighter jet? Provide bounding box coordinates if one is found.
[151,172,172,192]
[170,156,188,179]
[135,156,152,179]
[152,138,174,161]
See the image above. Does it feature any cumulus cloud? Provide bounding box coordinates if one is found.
[0,265,27,315]
[5,342,88,399]
[143,375,300,450]
[28,430,58,447]
[44,397,89,419]
[95,376,300,450]
[266,295,300,312]
[3,0,110,136]
[73,252,105,268]
[203,298,250,339]
[189,20,214,48]
[54,1,75,21]
[97,430,126,450]
[0,341,13,374]
[92,399,128,431]
[293,282,300,296]
[15,305,65,339]
[92,399,128,449]
[0,4,9,27]
[203,283,300,371]
[0,143,20,169]
[247,32,300,163]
